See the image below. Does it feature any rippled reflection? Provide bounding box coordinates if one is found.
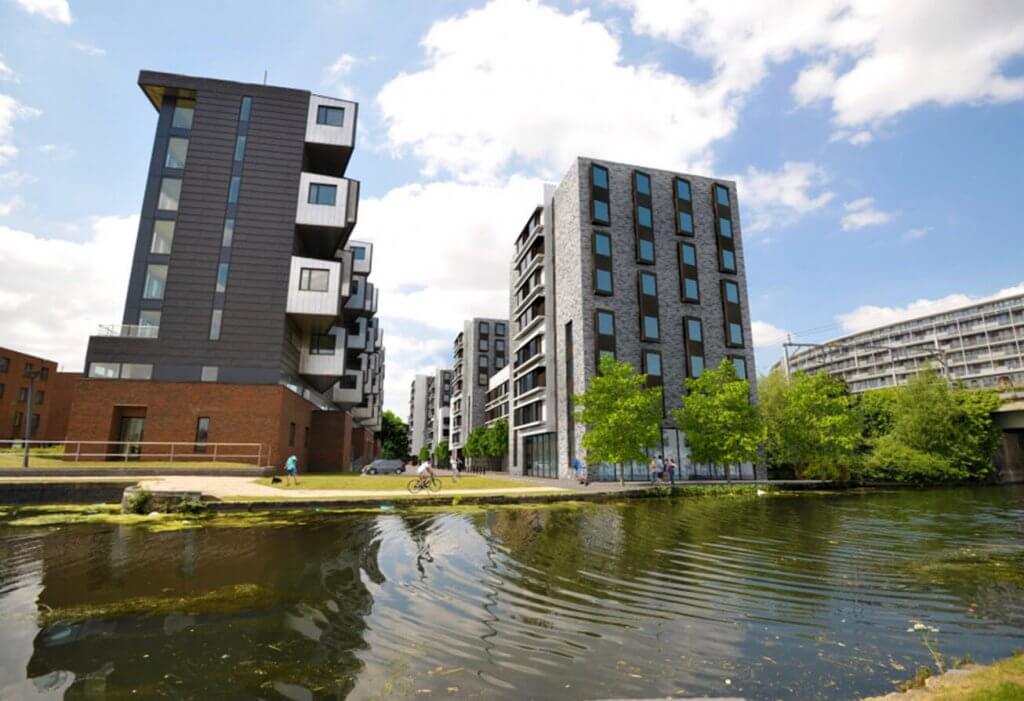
[0,488,1022,699]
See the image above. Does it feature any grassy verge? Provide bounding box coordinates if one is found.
[867,652,1024,700]
[257,474,542,491]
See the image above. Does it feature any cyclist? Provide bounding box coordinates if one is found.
[416,458,434,489]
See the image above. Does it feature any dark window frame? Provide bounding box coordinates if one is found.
[674,176,694,235]
[308,182,338,206]
[642,349,663,389]
[316,105,345,127]
[594,308,617,367]
[590,163,611,225]
[679,241,700,303]
[721,279,745,348]
[632,170,656,265]
[638,271,661,342]
[713,182,738,273]
[194,416,210,453]
[299,267,331,292]
[310,333,337,355]
[593,230,614,295]
[683,316,706,379]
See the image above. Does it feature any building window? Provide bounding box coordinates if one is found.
[595,309,616,364]
[495,339,505,353]
[715,184,730,207]
[722,249,736,272]
[35,390,44,405]
[684,317,705,378]
[18,387,27,402]
[222,218,235,247]
[209,309,222,340]
[228,176,241,204]
[88,362,120,379]
[351,246,366,260]
[725,280,740,303]
[496,322,506,336]
[639,272,660,342]
[143,264,168,300]
[633,170,656,264]
[714,182,737,273]
[165,137,189,169]
[674,177,694,235]
[233,135,246,162]
[308,183,337,205]
[722,279,744,348]
[289,421,296,447]
[719,218,732,238]
[637,205,652,227]
[317,105,345,126]
[0,357,7,372]
[195,417,210,453]
[39,367,48,381]
[299,268,330,292]
[215,263,229,293]
[593,231,613,295]
[730,356,748,380]
[591,163,610,225]
[139,310,161,336]
[171,98,195,129]
[635,172,651,195]
[638,239,655,263]
[118,363,151,379]
[157,178,182,210]
[304,426,310,448]
[480,339,489,352]
[201,366,218,382]
[730,323,744,346]
[239,96,252,121]
[679,242,699,302]
[478,321,490,336]
[310,334,336,355]
[150,220,175,255]
[479,354,489,369]
[13,411,22,428]
[643,350,663,388]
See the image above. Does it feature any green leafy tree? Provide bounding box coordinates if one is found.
[464,426,488,459]
[950,389,1001,478]
[673,358,761,481]
[434,440,451,464]
[861,434,964,482]
[417,446,430,462]
[381,410,410,460]
[574,355,663,482]
[485,420,509,458]
[760,368,860,479]
[891,367,959,456]
[855,388,898,441]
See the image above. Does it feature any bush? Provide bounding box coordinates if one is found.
[859,435,967,483]
[174,498,208,515]
[125,489,151,515]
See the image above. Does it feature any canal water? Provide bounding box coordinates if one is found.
[1,487,1022,700]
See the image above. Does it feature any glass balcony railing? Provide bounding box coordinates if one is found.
[96,324,159,339]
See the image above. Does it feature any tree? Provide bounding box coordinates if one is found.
[673,358,761,481]
[464,426,488,459]
[417,446,430,462]
[950,389,1001,478]
[484,419,509,459]
[381,410,410,460]
[760,368,860,479]
[574,355,663,482]
[434,440,451,464]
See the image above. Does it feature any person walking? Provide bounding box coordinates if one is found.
[450,453,461,482]
[667,457,677,486]
[284,453,299,486]
[649,454,665,485]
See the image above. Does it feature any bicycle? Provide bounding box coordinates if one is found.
[407,476,442,495]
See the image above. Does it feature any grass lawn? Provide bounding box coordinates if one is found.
[258,474,543,491]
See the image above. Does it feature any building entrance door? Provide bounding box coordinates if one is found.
[118,417,145,460]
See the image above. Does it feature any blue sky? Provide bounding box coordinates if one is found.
[1,0,1023,416]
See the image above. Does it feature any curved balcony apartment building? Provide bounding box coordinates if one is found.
[780,293,1024,393]
[70,71,385,470]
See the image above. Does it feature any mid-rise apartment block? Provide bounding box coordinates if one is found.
[408,374,429,457]
[69,71,384,470]
[409,367,455,459]
[449,318,508,465]
[0,347,80,443]
[506,157,759,480]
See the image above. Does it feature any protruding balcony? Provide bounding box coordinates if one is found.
[345,240,373,276]
[304,95,357,175]
[295,172,359,257]
[298,328,345,392]
[286,256,341,329]
[343,276,375,318]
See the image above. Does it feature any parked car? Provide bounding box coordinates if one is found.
[361,459,405,475]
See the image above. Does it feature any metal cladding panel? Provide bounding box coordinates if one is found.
[305,95,357,149]
[286,256,341,318]
[296,172,353,227]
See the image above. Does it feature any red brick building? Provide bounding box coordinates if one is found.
[0,347,79,443]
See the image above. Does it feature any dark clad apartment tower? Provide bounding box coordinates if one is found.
[70,71,384,469]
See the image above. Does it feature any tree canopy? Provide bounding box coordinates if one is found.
[381,410,410,460]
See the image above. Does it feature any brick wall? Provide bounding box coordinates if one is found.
[41,372,81,442]
[0,347,62,442]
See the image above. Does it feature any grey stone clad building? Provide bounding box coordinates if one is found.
[449,318,508,466]
[409,367,453,458]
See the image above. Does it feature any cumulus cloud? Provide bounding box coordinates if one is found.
[0,94,41,165]
[0,215,137,370]
[0,195,24,216]
[377,0,737,182]
[0,56,15,82]
[841,197,894,231]
[751,320,791,348]
[837,281,1024,333]
[324,52,362,98]
[736,161,834,233]
[621,0,1024,139]
[14,0,71,24]
[379,332,452,415]
[70,41,106,56]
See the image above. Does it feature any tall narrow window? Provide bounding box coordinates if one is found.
[684,317,705,378]
[633,170,655,264]
[595,309,616,366]
[593,231,613,294]
[143,264,168,300]
[157,178,182,211]
[239,96,252,121]
[308,183,337,205]
[591,163,610,225]
[221,218,235,247]
[679,242,699,302]
[150,220,175,254]
[165,137,189,169]
[638,271,660,342]
[171,98,195,129]
[674,177,694,235]
[228,176,241,204]
[209,309,222,340]
[722,279,745,347]
[233,135,246,161]
[195,417,210,453]
[216,263,229,293]
[714,183,737,273]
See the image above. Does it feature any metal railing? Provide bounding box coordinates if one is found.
[96,324,159,339]
[0,440,264,467]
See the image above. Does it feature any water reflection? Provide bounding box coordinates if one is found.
[0,488,1021,699]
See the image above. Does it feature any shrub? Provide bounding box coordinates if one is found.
[859,435,966,483]
[125,489,151,515]
[174,498,208,515]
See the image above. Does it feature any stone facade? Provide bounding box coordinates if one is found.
[450,318,508,467]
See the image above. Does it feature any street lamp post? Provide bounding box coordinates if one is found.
[22,368,40,468]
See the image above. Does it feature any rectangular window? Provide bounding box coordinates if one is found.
[593,231,613,295]
[317,105,345,126]
[715,184,730,207]
[310,334,336,355]
[635,172,651,195]
[201,366,218,382]
[633,170,655,264]
[35,390,44,405]
[12,411,22,428]
[684,317,705,378]
[595,309,616,365]
[209,309,222,340]
[721,279,744,348]
[165,137,189,169]
[495,339,505,353]
[239,96,252,121]
[228,176,241,203]
[143,264,168,300]
[39,367,47,381]
[674,177,694,235]
[637,205,652,228]
[351,246,366,260]
[88,362,120,379]
[308,183,337,205]
[638,272,660,342]
[591,163,610,225]
[480,339,489,352]
[289,421,296,447]
[643,350,663,388]
[679,242,699,302]
[216,263,229,293]
[157,178,182,210]
[299,267,330,292]
[730,356,748,380]
[478,321,490,336]
[121,363,153,380]
[171,98,195,129]
[0,357,7,372]
[496,322,506,336]
[18,387,27,402]
[195,417,210,453]
[139,310,161,336]
[150,220,175,254]
[233,135,246,161]
[719,218,732,238]
[222,218,235,247]
[722,249,736,272]
[713,182,737,273]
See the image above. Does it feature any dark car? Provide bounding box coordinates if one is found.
[361,459,405,475]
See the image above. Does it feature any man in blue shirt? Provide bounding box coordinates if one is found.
[285,454,299,486]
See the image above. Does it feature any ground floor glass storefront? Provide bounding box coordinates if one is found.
[523,432,557,478]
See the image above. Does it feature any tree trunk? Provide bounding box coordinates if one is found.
[725,463,732,483]
[618,462,624,486]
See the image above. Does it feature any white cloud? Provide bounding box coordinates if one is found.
[377,0,737,183]
[837,282,1024,334]
[70,41,106,57]
[751,320,790,348]
[905,226,930,240]
[15,0,71,24]
[0,171,35,187]
[0,56,15,82]
[0,94,41,165]
[621,0,1024,139]
[0,195,24,216]
[379,333,451,416]
[736,161,834,233]
[324,52,361,98]
[841,196,894,231]
[0,215,137,370]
